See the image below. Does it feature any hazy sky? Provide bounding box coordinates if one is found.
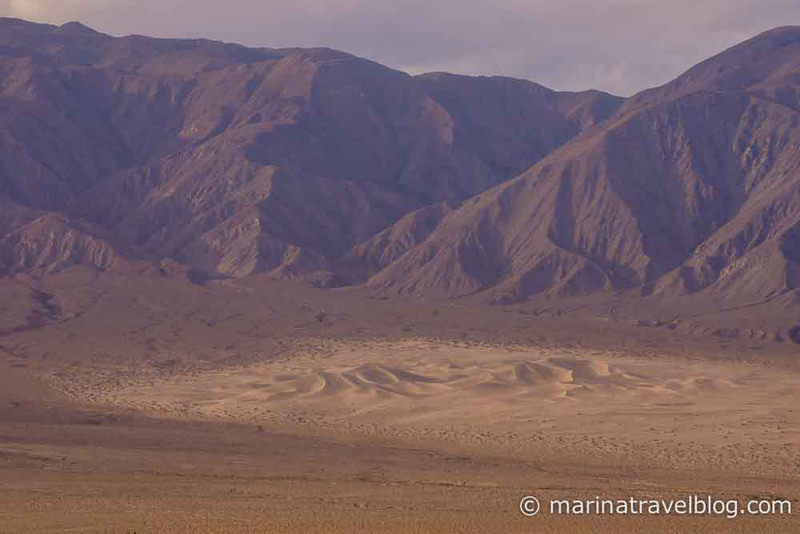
[2,0,800,95]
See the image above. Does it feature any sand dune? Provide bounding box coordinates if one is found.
[48,340,800,479]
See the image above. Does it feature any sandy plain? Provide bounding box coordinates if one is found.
[1,270,799,532]
[2,339,793,533]
[50,339,800,477]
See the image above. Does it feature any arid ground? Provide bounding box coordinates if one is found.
[1,270,799,533]
[1,16,800,534]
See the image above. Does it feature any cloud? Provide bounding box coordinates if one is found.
[1,0,799,95]
[6,0,118,22]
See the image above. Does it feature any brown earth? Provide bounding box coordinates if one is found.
[0,267,799,532]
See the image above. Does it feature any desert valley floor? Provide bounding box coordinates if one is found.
[0,270,799,532]
[3,338,800,530]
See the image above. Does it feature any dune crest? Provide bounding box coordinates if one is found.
[46,340,799,477]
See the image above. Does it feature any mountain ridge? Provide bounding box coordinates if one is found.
[0,17,622,284]
[364,26,800,308]
[0,18,798,317]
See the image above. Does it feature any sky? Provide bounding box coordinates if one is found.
[1,0,800,96]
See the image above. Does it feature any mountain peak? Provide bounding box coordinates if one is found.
[635,25,800,102]
[58,21,104,35]
[0,20,797,322]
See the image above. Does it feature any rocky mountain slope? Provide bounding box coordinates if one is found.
[1,18,798,313]
[0,17,620,282]
[367,26,800,308]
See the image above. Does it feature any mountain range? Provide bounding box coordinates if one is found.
[1,17,798,315]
